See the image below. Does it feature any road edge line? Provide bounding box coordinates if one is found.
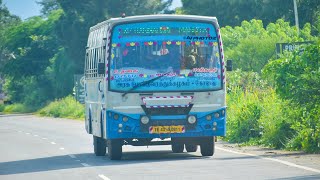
[216,146,320,174]
[98,174,111,180]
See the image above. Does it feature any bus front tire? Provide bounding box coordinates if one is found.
[107,139,122,160]
[185,144,198,152]
[200,137,214,156]
[171,143,184,153]
[93,136,106,156]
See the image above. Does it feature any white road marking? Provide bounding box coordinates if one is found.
[42,137,47,140]
[33,135,38,137]
[216,146,320,173]
[98,174,111,180]
[68,154,77,159]
[26,133,30,135]
[81,163,90,167]
[50,142,56,145]
[18,131,22,133]
[59,147,65,150]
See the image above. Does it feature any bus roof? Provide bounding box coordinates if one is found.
[89,14,218,32]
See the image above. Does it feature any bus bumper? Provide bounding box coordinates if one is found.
[106,107,226,139]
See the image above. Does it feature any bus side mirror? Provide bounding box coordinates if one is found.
[98,62,105,75]
[226,59,233,71]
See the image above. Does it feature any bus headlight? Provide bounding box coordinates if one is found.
[114,114,119,120]
[214,112,220,118]
[122,116,128,122]
[188,115,197,124]
[141,116,149,124]
[206,115,212,121]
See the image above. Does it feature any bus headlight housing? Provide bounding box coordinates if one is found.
[122,116,128,122]
[141,116,149,125]
[188,115,197,124]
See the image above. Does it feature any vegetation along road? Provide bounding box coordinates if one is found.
[1,114,319,180]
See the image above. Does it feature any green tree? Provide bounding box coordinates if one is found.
[222,19,315,72]
[180,0,320,31]
[37,0,60,16]
[54,0,173,73]
[0,1,20,73]
[263,40,320,152]
[1,10,63,106]
[106,0,172,17]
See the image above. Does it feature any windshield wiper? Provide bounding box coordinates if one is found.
[122,71,172,97]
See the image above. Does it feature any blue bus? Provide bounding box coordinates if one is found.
[84,15,230,160]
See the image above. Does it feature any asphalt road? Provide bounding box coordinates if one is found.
[0,114,319,180]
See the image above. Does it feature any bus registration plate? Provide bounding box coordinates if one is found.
[149,126,185,134]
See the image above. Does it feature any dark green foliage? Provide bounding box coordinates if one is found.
[37,0,60,16]
[263,40,320,152]
[105,0,172,17]
[180,0,320,32]
[222,19,314,72]
[263,41,320,109]
[55,0,172,73]
[1,10,62,107]
[45,48,74,98]
[0,1,21,73]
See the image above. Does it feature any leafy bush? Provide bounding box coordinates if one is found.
[263,40,320,152]
[1,103,33,113]
[226,70,296,148]
[0,104,5,112]
[227,89,261,143]
[38,95,84,119]
[287,108,320,152]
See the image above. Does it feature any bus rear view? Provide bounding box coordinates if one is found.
[84,15,227,160]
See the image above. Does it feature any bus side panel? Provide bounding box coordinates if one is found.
[86,79,103,137]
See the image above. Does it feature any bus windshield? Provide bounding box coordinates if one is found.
[109,21,222,92]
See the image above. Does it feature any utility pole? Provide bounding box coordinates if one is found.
[293,0,299,35]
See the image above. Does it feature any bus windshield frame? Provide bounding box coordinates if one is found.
[108,20,223,93]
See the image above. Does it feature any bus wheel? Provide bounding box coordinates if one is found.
[172,143,184,153]
[107,139,122,160]
[93,136,106,156]
[185,144,198,152]
[200,137,214,156]
[171,138,184,153]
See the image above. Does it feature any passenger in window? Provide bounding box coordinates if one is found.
[185,50,197,69]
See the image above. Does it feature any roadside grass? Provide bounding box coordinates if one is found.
[37,96,85,120]
[0,103,34,113]
[225,70,297,150]
[0,104,4,112]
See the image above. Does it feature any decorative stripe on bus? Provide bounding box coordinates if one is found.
[105,27,111,81]
[217,28,226,84]
[146,105,190,108]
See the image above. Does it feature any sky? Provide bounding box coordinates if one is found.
[3,0,182,20]
[3,0,42,20]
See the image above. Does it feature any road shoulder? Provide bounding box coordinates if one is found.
[216,141,320,172]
